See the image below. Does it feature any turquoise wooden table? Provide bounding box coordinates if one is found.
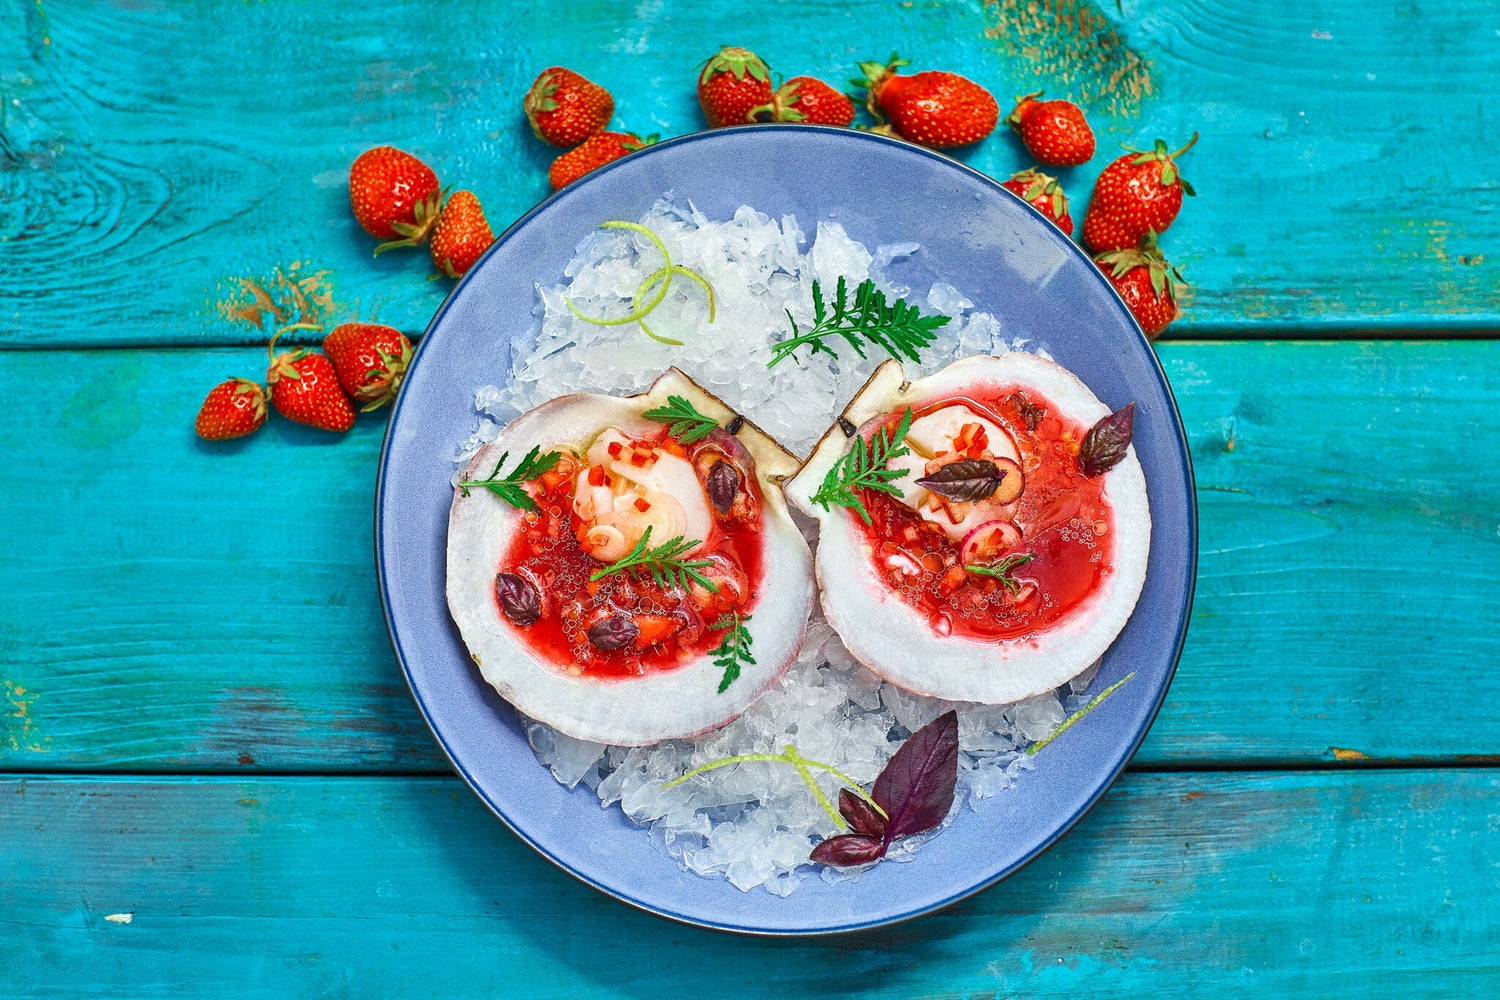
[3,0,1498,993]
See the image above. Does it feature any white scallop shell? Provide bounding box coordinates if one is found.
[784,355,1151,705]
[446,368,815,745]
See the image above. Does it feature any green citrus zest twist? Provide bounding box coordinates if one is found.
[565,221,716,345]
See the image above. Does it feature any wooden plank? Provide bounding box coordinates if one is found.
[2,771,1497,995]
[1,340,1496,770]
[2,0,1497,345]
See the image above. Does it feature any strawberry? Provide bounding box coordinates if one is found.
[548,131,654,190]
[1001,169,1073,234]
[348,146,442,252]
[429,190,495,279]
[322,322,413,411]
[266,335,356,432]
[195,378,267,441]
[750,76,855,127]
[524,67,614,148]
[1095,243,1185,338]
[697,46,774,128]
[1005,92,1095,167]
[1081,134,1198,252]
[854,54,998,149]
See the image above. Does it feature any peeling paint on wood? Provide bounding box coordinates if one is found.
[1,0,1498,341]
[0,341,1497,769]
[2,773,1497,995]
[982,0,1153,118]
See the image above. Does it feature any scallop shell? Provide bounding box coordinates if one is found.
[784,355,1151,705]
[447,368,815,745]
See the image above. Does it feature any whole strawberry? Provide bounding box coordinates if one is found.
[698,46,773,128]
[430,190,495,279]
[1005,92,1095,167]
[548,131,654,189]
[323,322,413,411]
[751,76,855,127]
[1081,134,1198,252]
[266,336,356,432]
[348,146,441,252]
[1095,243,1185,338]
[524,67,614,148]
[195,378,267,441]
[855,54,998,148]
[1001,169,1073,234]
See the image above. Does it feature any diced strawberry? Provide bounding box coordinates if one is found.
[634,614,682,649]
[937,564,969,596]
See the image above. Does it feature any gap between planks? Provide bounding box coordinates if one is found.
[4,329,1500,353]
[4,757,1497,780]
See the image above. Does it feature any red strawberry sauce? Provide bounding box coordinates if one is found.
[496,431,765,679]
[854,386,1115,641]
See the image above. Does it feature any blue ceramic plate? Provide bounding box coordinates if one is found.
[376,125,1196,935]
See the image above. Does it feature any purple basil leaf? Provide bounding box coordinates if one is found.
[706,458,740,515]
[495,573,541,626]
[838,787,887,839]
[915,458,1005,503]
[873,709,959,842]
[587,615,638,651]
[1077,402,1135,477]
[810,833,887,867]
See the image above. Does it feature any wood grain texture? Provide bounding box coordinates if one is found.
[1,341,1496,770]
[3,771,1497,995]
[2,0,1497,345]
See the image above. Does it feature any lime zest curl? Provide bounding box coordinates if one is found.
[564,221,717,345]
[661,744,887,831]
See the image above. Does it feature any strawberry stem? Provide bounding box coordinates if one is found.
[1170,132,1200,160]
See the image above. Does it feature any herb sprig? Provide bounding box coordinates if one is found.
[662,744,881,831]
[641,395,718,444]
[588,526,718,592]
[768,277,949,368]
[709,611,754,693]
[1027,672,1136,756]
[456,447,561,511]
[964,553,1035,593]
[810,407,914,525]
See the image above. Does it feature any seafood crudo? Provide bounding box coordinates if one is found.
[786,354,1150,704]
[446,368,815,746]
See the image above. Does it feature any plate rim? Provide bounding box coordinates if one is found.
[374,123,1199,936]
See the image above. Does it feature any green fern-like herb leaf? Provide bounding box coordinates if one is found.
[589,526,719,592]
[710,611,754,693]
[809,407,914,524]
[641,395,718,444]
[767,277,949,368]
[456,447,562,511]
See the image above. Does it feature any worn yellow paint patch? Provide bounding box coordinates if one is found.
[1329,746,1369,760]
[3,680,51,753]
[982,0,1153,118]
[212,261,338,334]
